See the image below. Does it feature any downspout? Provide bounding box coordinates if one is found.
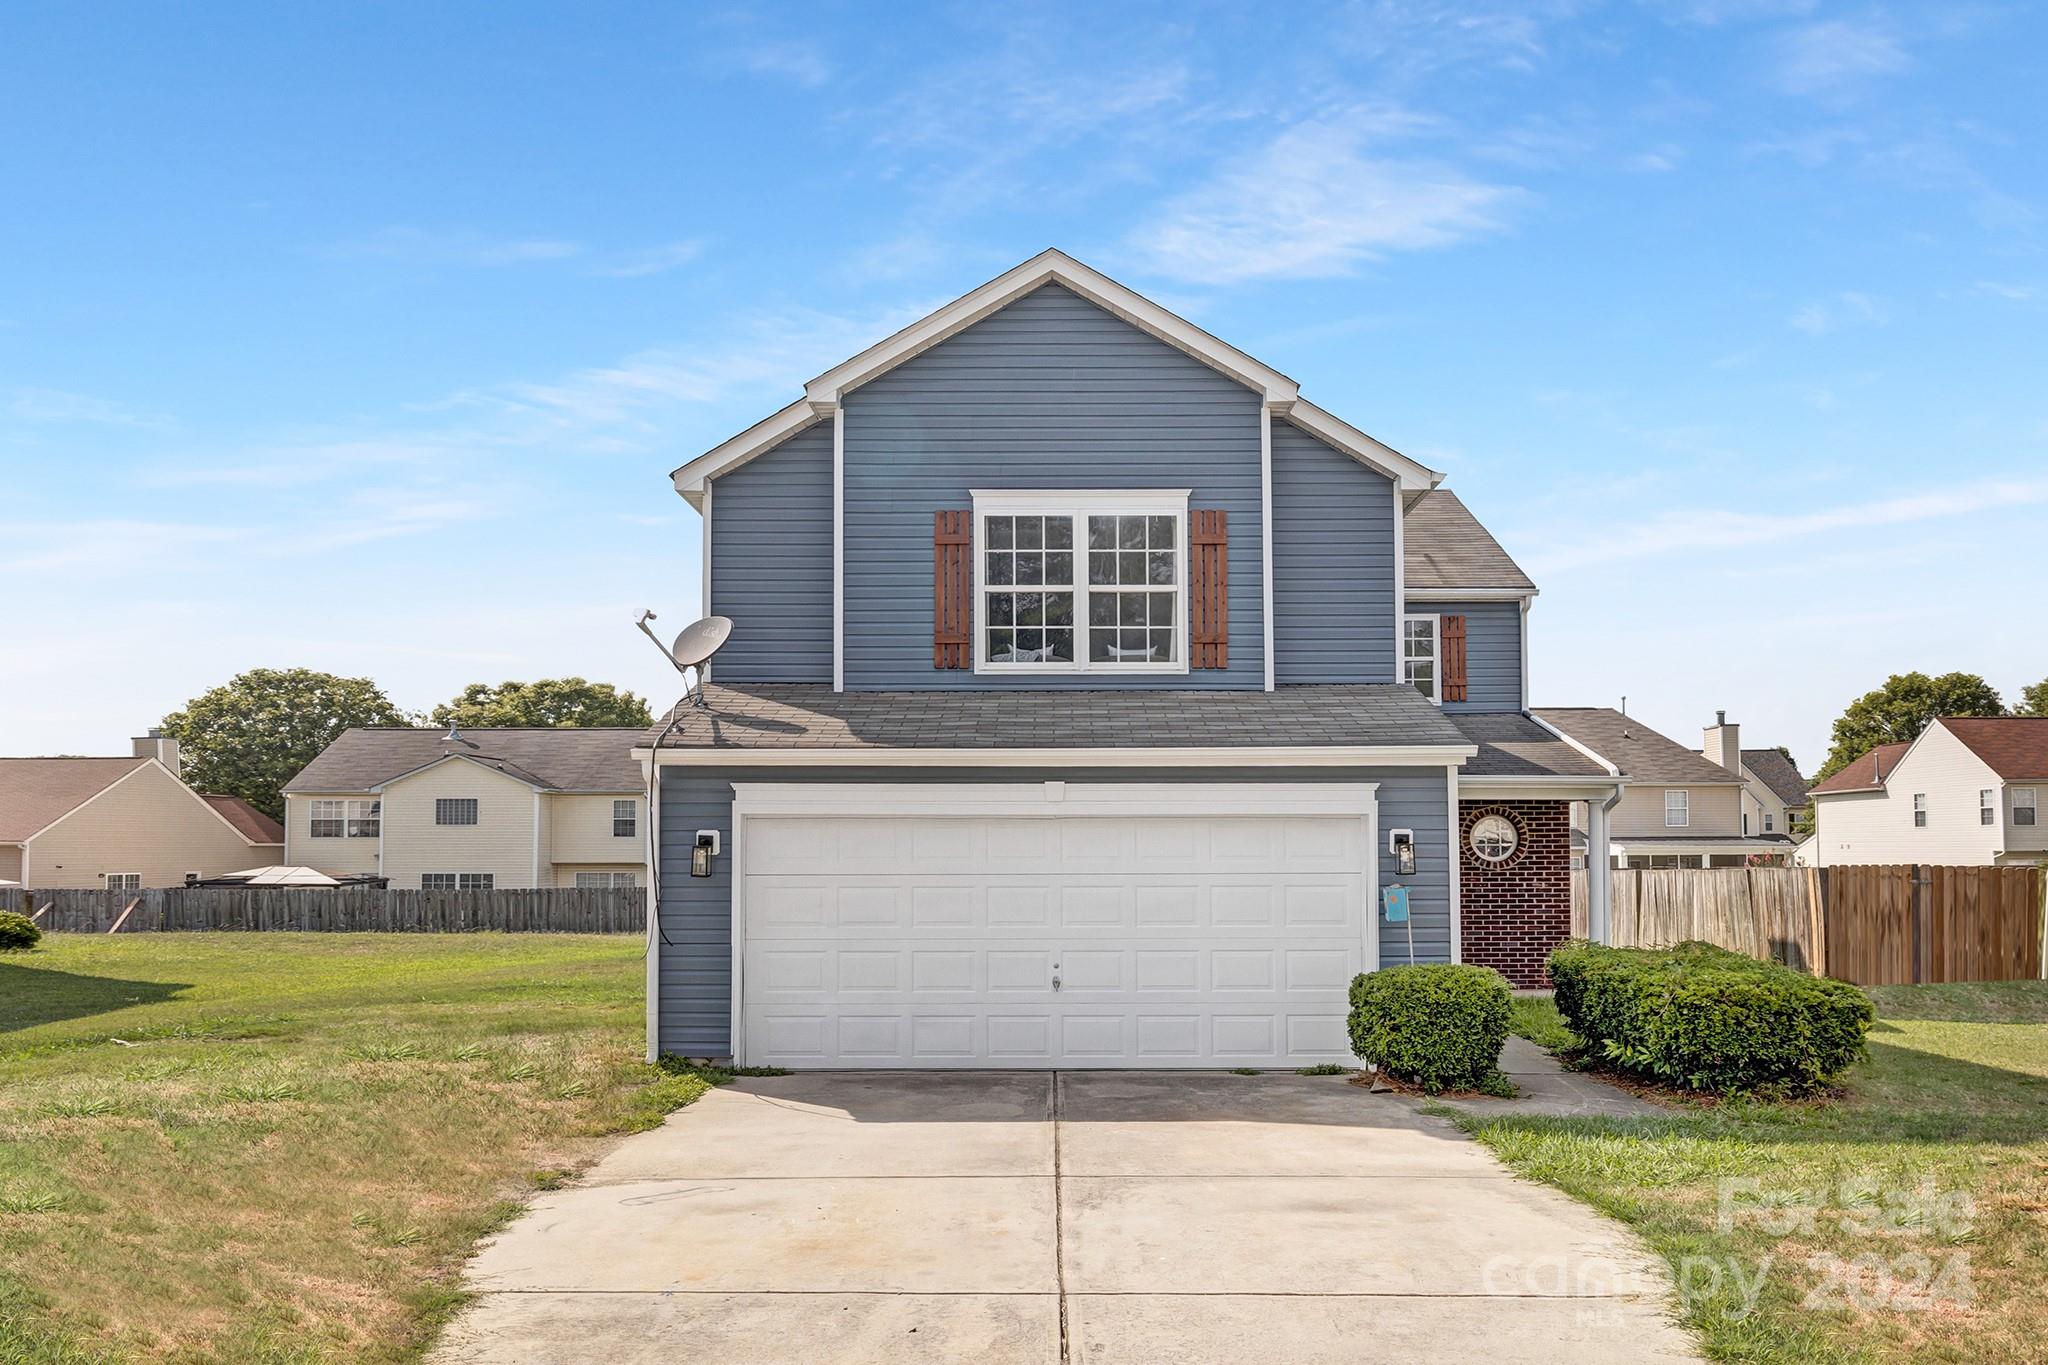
[1589,785,1624,946]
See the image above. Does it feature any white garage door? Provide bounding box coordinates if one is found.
[733,782,1379,1068]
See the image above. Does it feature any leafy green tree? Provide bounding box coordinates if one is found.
[2018,678,2048,718]
[428,678,652,730]
[1814,671,2006,781]
[160,669,411,820]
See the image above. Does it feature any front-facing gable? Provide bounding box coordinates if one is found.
[683,250,1537,701]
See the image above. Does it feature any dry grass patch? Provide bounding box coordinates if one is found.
[1457,983,2048,1364]
[0,934,709,1363]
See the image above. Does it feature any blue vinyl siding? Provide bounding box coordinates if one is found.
[1412,598,1524,712]
[654,764,1453,1058]
[1271,419,1396,683]
[840,283,1265,688]
[708,422,833,683]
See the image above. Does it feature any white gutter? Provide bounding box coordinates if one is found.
[636,744,1479,770]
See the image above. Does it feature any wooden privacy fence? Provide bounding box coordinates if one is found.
[0,886,645,935]
[1571,864,2045,986]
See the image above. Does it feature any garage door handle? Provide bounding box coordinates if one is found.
[1051,973,1061,992]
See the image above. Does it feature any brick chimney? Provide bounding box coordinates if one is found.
[132,729,180,777]
[1702,710,1742,775]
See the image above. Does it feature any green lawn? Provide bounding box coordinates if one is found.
[0,934,709,1364]
[1474,983,2048,1364]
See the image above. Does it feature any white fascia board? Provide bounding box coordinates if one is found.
[369,752,549,794]
[804,249,1301,406]
[1402,586,1540,602]
[732,780,1379,820]
[670,399,824,507]
[646,744,1477,769]
[1458,776,1627,800]
[1282,399,1444,494]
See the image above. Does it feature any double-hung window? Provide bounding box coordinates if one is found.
[435,798,479,826]
[575,871,638,888]
[105,872,141,892]
[1664,790,1689,827]
[973,491,1186,673]
[1981,789,1996,826]
[422,872,494,891]
[2015,788,2038,827]
[1763,812,1774,833]
[1912,793,1927,827]
[613,799,637,838]
[310,799,379,838]
[1402,616,1440,701]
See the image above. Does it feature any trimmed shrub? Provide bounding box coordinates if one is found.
[1547,939,1873,1095]
[1348,964,1511,1094]
[0,911,41,952]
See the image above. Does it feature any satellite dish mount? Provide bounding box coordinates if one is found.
[635,609,734,709]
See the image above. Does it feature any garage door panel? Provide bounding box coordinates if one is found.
[738,799,1373,1068]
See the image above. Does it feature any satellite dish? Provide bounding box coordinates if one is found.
[671,616,734,668]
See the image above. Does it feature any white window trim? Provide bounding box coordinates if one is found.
[1664,789,1689,827]
[1401,613,1441,704]
[310,798,380,839]
[104,872,141,891]
[576,870,639,888]
[2013,787,2037,825]
[1980,788,1996,826]
[422,872,495,891]
[435,797,480,827]
[1912,792,1928,827]
[613,798,638,838]
[969,489,1190,676]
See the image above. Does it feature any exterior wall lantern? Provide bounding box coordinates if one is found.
[1388,827,1416,877]
[691,830,721,878]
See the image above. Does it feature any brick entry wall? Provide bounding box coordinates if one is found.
[1459,800,1572,988]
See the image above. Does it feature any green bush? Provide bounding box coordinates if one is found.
[0,910,41,952]
[1547,939,1873,1095]
[1348,964,1511,1094]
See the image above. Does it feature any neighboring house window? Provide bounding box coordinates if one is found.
[310,799,378,838]
[105,873,141,891]
[1981,789,1996,826]
[435,798,479,826]
[613,799,637,838]
[2015,788,2038,826]
[1742,813,1749,836]
[1401,616,1439,702]
[575,871,638,888]
[1913,793,1927,827]
[421,873,494,890]
[1763,813,1774,833]
[973,493,1185,672]
[1664,790,1689,827]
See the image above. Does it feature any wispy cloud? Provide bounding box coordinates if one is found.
[590,240,705,278]
[320,227,585,267]
[1768,19,1909,99]
[1788,290,1886,335]
[1529,477,2048,572]
[1128,107,1517,284]
[735,41,832,87]
[7,387,170,429]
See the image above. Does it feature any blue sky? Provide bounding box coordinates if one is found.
[3,1,2043,772]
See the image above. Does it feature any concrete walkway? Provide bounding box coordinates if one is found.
[433,1072,1700,1364]
[1427,1036,1665,1120]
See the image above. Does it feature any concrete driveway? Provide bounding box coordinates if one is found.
[434,1072,1700,1364]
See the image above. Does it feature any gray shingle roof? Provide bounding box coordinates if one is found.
[1533,708,1743,785]
[284,729,644,793]
[1739,748,1811,807]
[1403,490,1535,594]
[1449,712,1612,778]
[643,684,1471,751]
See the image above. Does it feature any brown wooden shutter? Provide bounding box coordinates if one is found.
[1189,509,1228,669]
[1441,613,1468,702]
[934,510,973,669]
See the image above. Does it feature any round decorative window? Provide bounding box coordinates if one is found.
[1469,813,1520,863]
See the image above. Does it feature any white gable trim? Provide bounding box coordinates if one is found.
[368,752,550,794]
[671,250,1444,504]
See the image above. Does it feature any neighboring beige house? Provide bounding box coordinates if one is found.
[1807,717,2048,867]
[1695,711,1813,842]
[281,727,645,890]
[1538,707,1803,867]
[0,734,284,889]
